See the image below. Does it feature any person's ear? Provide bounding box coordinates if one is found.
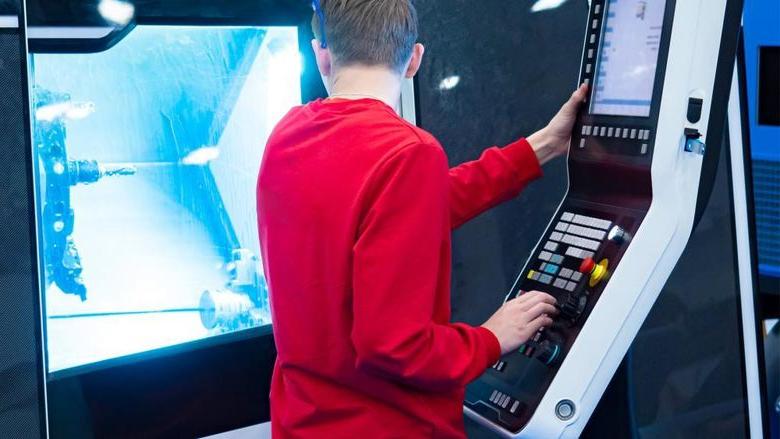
[312,38,332,77]
[404,43,425,78]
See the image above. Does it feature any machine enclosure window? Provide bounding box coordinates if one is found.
[31,25,301,372]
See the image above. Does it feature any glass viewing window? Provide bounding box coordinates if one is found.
[31,25,301,373]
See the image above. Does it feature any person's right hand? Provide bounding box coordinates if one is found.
[527,84,589,166]
[481,291,558,355]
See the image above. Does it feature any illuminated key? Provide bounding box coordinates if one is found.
[550,254,565,264]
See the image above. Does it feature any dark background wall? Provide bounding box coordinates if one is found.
[414,1,750,437]
[416,0,580,331]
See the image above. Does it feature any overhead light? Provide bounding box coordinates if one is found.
[98,0,135,26]
[531,0,568,13]
[438,75,461,91]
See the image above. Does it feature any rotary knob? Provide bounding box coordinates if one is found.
[535,341,562,366]
[558,293,588,322]
[608,225,630,245]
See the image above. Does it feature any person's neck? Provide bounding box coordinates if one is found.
[327,65,402,112]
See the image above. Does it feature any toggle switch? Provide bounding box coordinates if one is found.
[579,257,609,287]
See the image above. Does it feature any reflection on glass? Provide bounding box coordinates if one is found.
[31,25,301,372]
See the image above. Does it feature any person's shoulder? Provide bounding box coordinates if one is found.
[272,103,309,131]
[376,137,447,175]
[380,108,440,148]
[264,103,318,151]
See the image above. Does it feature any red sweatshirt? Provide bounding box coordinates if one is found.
[257,98,542,438]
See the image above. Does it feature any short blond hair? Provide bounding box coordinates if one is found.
[313,0,418,72]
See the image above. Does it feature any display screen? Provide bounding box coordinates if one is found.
[31,25,302,372]
[591,0,667,117]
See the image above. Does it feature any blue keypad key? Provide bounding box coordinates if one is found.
[544,264,560,275]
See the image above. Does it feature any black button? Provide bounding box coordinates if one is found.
[687,97,704,123]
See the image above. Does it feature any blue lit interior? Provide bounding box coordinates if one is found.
[31,25,302,372]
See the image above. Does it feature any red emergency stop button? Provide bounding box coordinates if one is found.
[579,257,610,287]
[579,257,596,274]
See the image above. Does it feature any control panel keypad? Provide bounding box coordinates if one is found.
[523,212,612,295]
[560,234,600,251]
[566,224,607,240]
[578,124,653,156]
[565,246,594,259]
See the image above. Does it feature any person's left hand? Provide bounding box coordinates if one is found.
[528,84,589,165]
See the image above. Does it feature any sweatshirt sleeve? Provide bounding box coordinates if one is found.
[351,142,501,392]
[449,138,543,229]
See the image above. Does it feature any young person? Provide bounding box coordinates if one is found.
[257,0,588,437]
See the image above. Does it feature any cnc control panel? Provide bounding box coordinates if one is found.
[465,0,743,436]
[466,201,645,432]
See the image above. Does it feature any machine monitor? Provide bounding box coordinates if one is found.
[30,24,301,374]
[464,0,748,437]
[590,0,666,117]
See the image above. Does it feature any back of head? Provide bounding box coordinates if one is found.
[313,0,419,73]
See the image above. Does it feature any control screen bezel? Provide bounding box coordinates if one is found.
[571,0,678,166]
